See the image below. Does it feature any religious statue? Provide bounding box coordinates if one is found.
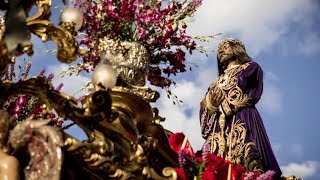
[199,38,282,178]
[0,110,19,180]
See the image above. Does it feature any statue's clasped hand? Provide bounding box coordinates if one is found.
[210,87,225,107]
[205,85,225,112]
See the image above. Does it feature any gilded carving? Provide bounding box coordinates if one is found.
[98,38,150,86]
[142,167,178,180]
[25,0,82,63]
[0,16,4,42]
[112,86,160,102]
[0,1,184,179]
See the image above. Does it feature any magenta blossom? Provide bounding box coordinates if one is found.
[76,0,203,88]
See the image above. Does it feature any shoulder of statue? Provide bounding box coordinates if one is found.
[242,61,261,71]
[242,61,254,68]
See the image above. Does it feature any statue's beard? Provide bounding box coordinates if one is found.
[220,54,236,65]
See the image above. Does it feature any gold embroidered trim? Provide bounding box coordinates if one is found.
[205,93,219,112]
[227,118,256,164]
[217,62,251,114]
[207,62,255,160]
[209,117,257,164]
[228,86,250,111]
[221,100,232,116]
[217,114,226,157]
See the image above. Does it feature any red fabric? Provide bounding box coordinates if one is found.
[168,132,195,157]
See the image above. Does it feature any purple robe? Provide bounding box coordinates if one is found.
[200,62,282,177]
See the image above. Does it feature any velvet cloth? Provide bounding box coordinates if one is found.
[200,62,282,177]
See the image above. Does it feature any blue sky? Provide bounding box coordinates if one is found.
[5,0,320,179]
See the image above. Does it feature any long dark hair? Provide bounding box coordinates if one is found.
[217,40,252,76]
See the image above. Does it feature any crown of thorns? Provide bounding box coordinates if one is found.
[218,38,246,50]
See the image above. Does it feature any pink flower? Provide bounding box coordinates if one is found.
[48,73,54,79]
[175,49,185,62]
[55,83,64,91]
[138,27,146,39]
[163,25,173,38]
[57,120,63,127]
[38,69,46,76]
[178,149,186,166]
[17,95,29,106]
[78,0,201,88]
[257,170,275,180]
[13,106,21,116]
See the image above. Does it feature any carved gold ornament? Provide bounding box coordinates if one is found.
[98,37,150,87]
[0,1,185,179]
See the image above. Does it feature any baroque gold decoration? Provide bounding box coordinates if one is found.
[0,56,181,179]
[0,67,181,179]
[0,17,4,43]
[142,166,178,180]
[0,7,183,174]
[112,86,160,103]
[98,38,149,87]
[26,0,83,63]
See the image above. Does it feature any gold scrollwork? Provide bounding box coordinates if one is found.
[162,167,178,179]
[210,117,257,164]
[217,62,251,113]
[0,16,4,42]
[26,0,82,63]
[142,167,178,180]
[98,38,150,87]
[113,86,160,102]
[227,86,250,111]
[225,118,256,164]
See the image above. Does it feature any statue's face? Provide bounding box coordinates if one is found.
[218,42,234,64]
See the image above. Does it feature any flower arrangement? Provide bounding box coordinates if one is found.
[76,0,203,88]
[2,61,64,127]
[195,153,275,180]
[168,133,276,180]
